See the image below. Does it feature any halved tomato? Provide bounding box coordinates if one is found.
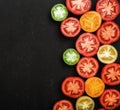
[101,63,120,86]
[76,57,99,78]
[61,76,85,98]
[66,0,92,15]
[96,0,120,21]
[60,17,81,37]
[75,33,100,57]
[99,89,120,110]
[97,21,120,44]
[53,100,74,110]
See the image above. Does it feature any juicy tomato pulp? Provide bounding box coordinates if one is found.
[61,76,85,98]
[101,63,120,86]
[80,11,102,32]
[99,89,120,110]
[97,21,120,44]
[53,100,74,110]
[76,57,99,78]
[85,77,105,98]
[75,33,100,57]
[96,0,120,21]
[76,96,95,110]
[61,17,81,37]
[66,0,92,15]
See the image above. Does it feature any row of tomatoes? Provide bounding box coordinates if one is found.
[51,0,120,110]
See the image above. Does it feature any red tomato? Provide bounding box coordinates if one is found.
[99,89,120,110]
[96,0,120,21]
[98,108,105,110]
[61,76,85,98]
[66,0,92,15]
[76,57,99,78]
[60,17,81,38]
[101,63,120,86]
[75,33,100,57]
[53,100,74,110]
[97,21,120,44]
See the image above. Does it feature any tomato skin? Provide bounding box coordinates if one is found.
[101,63,120,86]
[60,17,81,38]
[61,76,85,98]
[76,57,99,78]
[53,100,74,110]
[96,0,120,21]
[99,89,120,110]
[66,0,92,15]
[96,21,120,44]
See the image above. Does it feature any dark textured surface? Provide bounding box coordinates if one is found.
[0,0,120,110]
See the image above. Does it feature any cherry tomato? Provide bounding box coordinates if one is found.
[101,63,120,86]
[61,76,85,98]
[76,57,99,78]
[53,100,74,110]
[97,21,120,44]
[75,33,100,57]
[66,0,92,15]
[60,17,81,38]
[99,89,120,110]
[96,0,120,21]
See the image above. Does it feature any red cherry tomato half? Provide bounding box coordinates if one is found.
[66,0,92,15]
[97,21,120,44]
[99,89,120,110]
[53,100,74,110]
[61,76,85,98]
[96,0,120,21]
[76,57,99,78]
[60,17,81,38]
[75,33,100,57]
[101,63,120,86]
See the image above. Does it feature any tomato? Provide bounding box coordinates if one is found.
[61,76,85,98]
[80,11,102,32]
[99,89,120,110]
[60,17,81,37]
[76,57,99,78]
[101,63,120,86]
[76,96,95,110]
[97,21,120,44]
[53,100,74,110]
[66,0,92,15]
[98,108,105,110]
[85,77,105,98]
[63,48,80,66]
[96,0,120,21]
[75,33,100,57]
[51,4,68,21]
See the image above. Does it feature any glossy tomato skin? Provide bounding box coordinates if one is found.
[96,0,120,21]
[99,89,120,110]
[61,76,85,98]
[76,57,99,78]
[66,0,92,15]
[97,21,120,44]
[53,100,74,110]
[60,17,81,38]
[101,63,120,86]
[75,33,100,57]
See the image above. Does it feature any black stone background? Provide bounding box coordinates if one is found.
[0,0,120,110]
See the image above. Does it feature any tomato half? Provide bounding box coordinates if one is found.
[66,0,92,15]
[61,17,81,37]
[76,57,99,78]
[97,21,120,44]
[99,89,120,110]
[101,63,120,86]
[53,100,74,110]
[61,76,85,98]
[96,0,120,21]
[75,33,100,57]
